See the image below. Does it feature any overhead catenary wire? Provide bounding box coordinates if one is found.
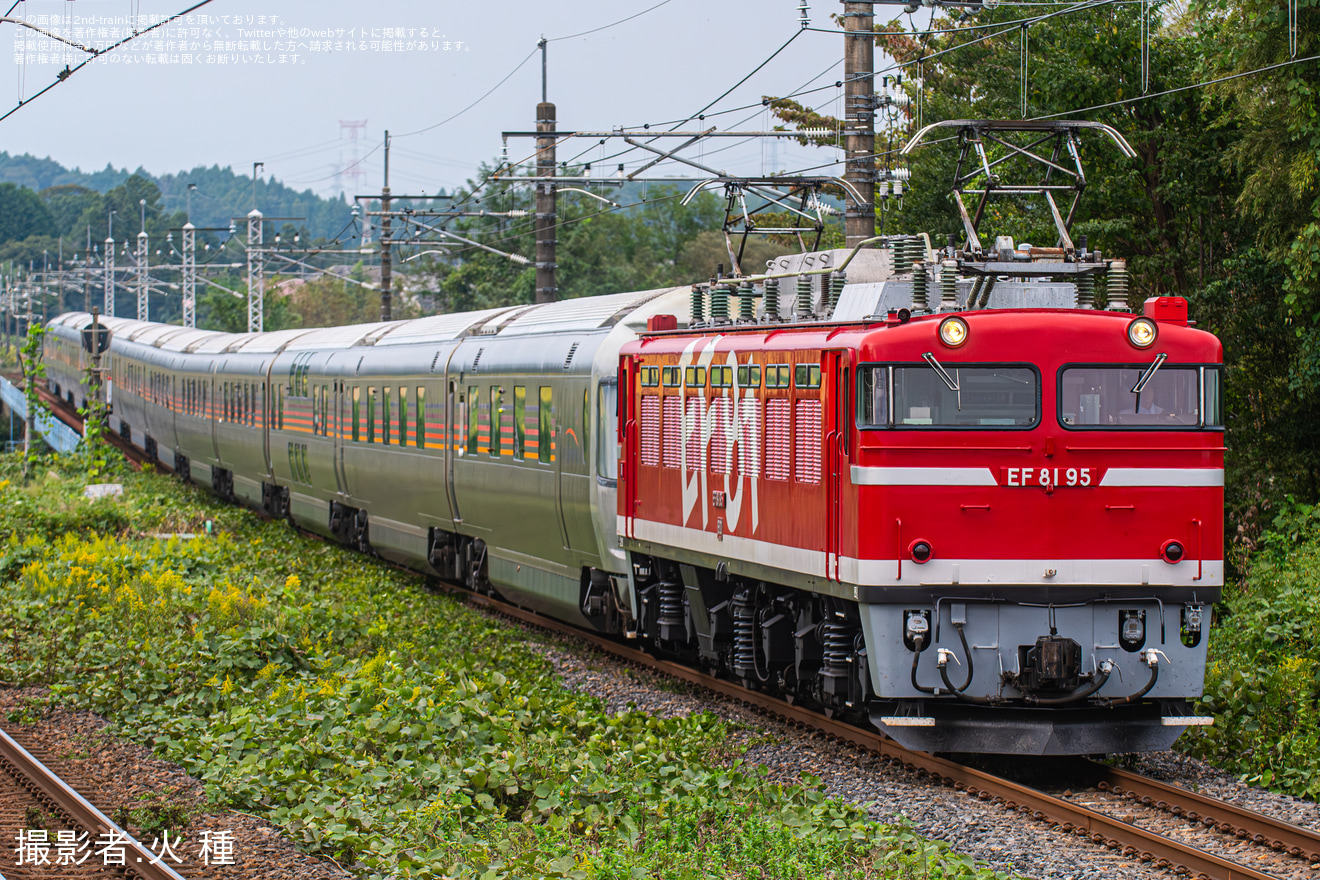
[547,0,677,42]
[772,49,1320,180]
[395,45,539,139]
[0,0,219,124]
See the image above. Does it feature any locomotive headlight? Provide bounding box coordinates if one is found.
[909,540,933,563]
[938,316,969,348]
[1161,540,1185,563]
[1127,317,1158,348]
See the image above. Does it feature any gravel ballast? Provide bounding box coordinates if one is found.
[537,630,1320,880]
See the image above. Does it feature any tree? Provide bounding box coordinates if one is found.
[40,184,102,239]
[1199,0,1320,396]
[771,5,1243,300]
[0,183,56,245]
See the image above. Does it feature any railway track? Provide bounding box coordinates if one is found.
[34,384,167,472]
[471,594,1315,880]
[0,723,185,880]
[38,388,1318,880]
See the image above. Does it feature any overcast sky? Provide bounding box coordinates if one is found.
[2,0,886,199]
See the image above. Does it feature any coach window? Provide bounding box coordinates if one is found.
[321,385,330,436]
[382,387,392,445]
[391,386,404,447]
[490,386,503,457]
[661,366,680,387]
[352,387,361,441]
[416,386,426,449]
[466,385,479,455]
[538,386,553,463]
[582,389,590,467]
[597,380,618,483]
[367,387,377,443]
[513,386,526,460]
[685,366,706,388]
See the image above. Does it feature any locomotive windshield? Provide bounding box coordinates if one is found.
[1059,366,1223,429]
[859,365,1039,428]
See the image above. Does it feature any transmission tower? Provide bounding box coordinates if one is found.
[338,119,369,195]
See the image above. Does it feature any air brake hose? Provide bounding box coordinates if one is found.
[937,624,996,705]
[910,635,936,694]
[1025,660,1114,707]
[1101,658,1160,707]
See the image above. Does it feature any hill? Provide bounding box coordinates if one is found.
[0,153,352,241]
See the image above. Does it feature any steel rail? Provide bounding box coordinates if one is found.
[0,725,187,880]
[39,391,1290,880]
[34,384,170,473]
[1094,764,1320,862]
[467,595,1275,880]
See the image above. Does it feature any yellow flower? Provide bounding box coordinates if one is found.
[285,574,301,589]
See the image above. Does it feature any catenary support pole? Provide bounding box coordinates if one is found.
[843,1,876,247]
[380,130,392,321]
[247,209,263,332]
[535,88,557,302]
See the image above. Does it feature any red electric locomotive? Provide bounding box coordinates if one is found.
[617,294,1221,754]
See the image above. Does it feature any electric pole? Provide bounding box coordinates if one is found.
[136,198,149,321]
[380,130,392,321]
[183,184,197,328]
[247,208,264,333]
[535,37,557,303]
[843,1,876,247]
[103,237,115,317]
[182,222,197,328]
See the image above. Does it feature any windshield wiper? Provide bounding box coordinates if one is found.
[1130,352,1168,395]
[922,352,960,392]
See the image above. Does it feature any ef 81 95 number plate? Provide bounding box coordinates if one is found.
[998,466,1104,488]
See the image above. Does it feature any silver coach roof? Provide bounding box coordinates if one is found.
[496,289,673,337]
[158,328,227,352]
[373,307,519,346]
[282,321,404,351]
[230,327,318,354]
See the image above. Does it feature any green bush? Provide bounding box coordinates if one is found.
[0,452,1005,880]
[1182,497,1320,796]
